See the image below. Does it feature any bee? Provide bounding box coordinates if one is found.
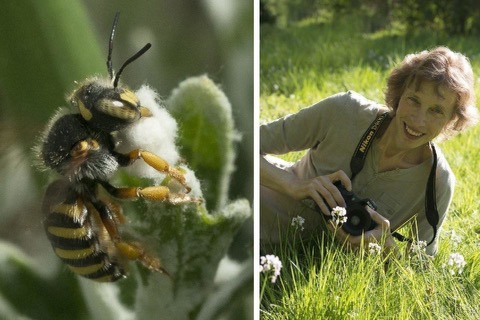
[36,12,196,282]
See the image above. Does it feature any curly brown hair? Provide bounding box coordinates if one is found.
[385,47,478,137]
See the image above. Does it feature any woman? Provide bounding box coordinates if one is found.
[260,47,478,256]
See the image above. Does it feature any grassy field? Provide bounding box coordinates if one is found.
[260,13,480,319]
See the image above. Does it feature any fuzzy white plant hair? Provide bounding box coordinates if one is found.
[114,85,202,197]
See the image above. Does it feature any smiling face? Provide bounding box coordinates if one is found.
[392,80,457,150]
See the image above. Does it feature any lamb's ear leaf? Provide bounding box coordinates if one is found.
[76,198,251,320]
[167,75,239,211]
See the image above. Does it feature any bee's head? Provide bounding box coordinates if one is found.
[69,79,151,132]
[70,12,152,133]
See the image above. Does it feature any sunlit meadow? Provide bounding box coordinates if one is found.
[260,13,480,319]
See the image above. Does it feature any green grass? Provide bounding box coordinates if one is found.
[260,13,480,319]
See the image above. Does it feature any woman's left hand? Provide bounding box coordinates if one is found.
[327,206,399,258]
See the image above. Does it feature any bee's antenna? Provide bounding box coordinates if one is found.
[107,12,120,80]
[113,43,151,88]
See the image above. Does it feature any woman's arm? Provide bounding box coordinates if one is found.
[261,154,399,255]
[260,155,352,216]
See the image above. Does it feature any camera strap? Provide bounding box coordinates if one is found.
[350,112,438,245]
[350,112,390,181]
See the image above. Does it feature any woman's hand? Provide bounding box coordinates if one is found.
[327,206,399,257]
[260,156,351,215]
[285,170,352,216]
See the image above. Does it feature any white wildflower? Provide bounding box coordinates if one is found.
[260,254,282,283]
[368,242,382,255]
[410,240,427,254]
[442,252,467,276]
[331,206,348,226]
[449,230,462,248]
[291,215,305,231]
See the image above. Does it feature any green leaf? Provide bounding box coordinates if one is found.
[0,0,104,140]
[167,76,239,211]
[0,242,88,320]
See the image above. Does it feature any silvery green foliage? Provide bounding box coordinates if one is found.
[167,75,241,211]
[0,76,251,320]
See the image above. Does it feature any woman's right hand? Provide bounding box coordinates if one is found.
[260,157,351,216]
[285,170,352,216]
[326,206,400,258]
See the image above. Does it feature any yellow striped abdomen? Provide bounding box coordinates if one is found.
[43,183,125,282]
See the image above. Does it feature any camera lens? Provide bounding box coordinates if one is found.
[349,215,361,227]
[342,204,374,236]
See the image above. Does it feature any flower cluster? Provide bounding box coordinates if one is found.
[291,215,305,231]
[260,254,282,283]
[443,252,467,276]
[368,242,382,255]
[409,240,427,255]
[331,206,347,226]
[448,230,462,248]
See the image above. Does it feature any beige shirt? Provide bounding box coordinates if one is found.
[260,91,455,255]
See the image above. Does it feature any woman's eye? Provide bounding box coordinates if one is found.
[407,97,419,104]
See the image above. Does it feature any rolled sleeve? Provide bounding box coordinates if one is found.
[260,92,350,155]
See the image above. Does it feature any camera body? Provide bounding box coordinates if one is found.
[327,182,377,236]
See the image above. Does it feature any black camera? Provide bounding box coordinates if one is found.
[319,182,378,236]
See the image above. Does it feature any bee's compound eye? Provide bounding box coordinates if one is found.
[112,100,125,108]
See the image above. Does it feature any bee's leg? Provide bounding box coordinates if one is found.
[100,181,199,204]
[102,196,127,224]
[114,241,173,279]
[116,150,189,192]
[90,199,172,278]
